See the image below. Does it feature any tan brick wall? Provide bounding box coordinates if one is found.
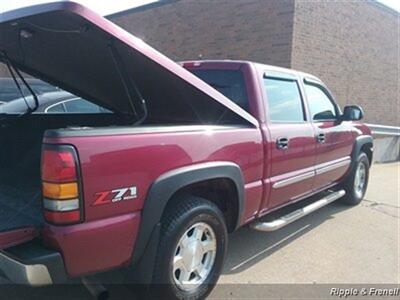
[111,0,398,125]
[110,0,295,67]
[291,1,399,125]
[2,1,397,126]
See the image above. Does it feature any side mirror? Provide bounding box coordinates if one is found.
[313,110,336,121]
[341,105,364,121]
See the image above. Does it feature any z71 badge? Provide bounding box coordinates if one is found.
[92,186,137,206]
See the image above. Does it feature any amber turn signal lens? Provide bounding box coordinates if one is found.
[42,182,78,200]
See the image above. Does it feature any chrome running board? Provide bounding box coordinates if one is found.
[250,190,346,232]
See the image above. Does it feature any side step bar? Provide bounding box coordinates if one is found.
[250,190,346,232]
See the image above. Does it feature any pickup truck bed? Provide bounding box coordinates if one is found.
[0,150,43,233]
[0,113,133,235]
[0,182,43,232]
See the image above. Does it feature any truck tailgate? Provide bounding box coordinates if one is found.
[0,227,39,250]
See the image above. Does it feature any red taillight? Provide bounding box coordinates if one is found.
[41,145,83,225]
[43,210,81,225]
[42,149,77,182]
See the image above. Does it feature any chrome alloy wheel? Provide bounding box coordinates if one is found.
[172,222,217,291]
[354,162,366,198]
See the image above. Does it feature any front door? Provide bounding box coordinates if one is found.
[302,79,354,190]
[261,72,316,211]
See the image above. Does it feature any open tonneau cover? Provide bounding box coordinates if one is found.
[0,1,258,125]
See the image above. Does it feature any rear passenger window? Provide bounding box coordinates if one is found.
[304,83,337,121]
[64,99,102,113]
[264,77,305,123]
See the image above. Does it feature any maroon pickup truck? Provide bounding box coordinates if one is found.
[0,2,372,300]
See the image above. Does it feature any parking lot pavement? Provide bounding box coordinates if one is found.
[0,162,399,299]
[217,162,399,285]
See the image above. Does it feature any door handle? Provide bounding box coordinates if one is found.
[316,133,326,143]
[276,137,289,149]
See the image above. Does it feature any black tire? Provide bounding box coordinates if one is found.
[150,196,228,300]
[340,152,370,205]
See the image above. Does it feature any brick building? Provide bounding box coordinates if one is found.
[109,0,399,126]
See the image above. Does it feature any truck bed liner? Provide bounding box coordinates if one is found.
[0,183,43,233]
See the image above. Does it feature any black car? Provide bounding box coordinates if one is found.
[0,77,59,104]
[0,90,110,114]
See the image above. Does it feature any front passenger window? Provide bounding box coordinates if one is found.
[304,83,337,121]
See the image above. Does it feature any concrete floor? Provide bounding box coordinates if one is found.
[1,162,399,299]
[218,162,399,284]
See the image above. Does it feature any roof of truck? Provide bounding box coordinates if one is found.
[180,60,323,83]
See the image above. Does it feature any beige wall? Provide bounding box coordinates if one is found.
[291,1,399,125]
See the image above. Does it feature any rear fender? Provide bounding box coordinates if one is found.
[132,161,244,264]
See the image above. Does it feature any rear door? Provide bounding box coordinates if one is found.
[262,72,316,210]
[302,78,354,190]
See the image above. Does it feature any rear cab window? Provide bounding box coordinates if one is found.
[186,68,250,112]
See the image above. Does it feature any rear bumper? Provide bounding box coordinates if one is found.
[0,212,141,283]
[42,212,141,277]
[0,239,67,286]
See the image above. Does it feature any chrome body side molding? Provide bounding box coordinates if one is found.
[316,157,351,175]
[273,157,351,189]
[273,171,314,189]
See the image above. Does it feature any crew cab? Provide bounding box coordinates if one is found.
[0,3,372,300]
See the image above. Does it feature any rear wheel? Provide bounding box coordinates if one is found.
[340,152,370,205]
[172,222,217,291]
[151,196,228,300]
